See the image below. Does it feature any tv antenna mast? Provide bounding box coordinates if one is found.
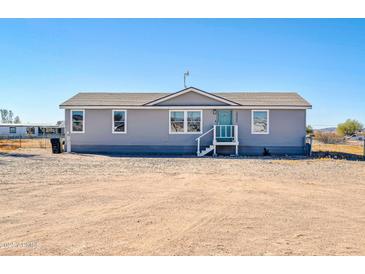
[184,70,190,88]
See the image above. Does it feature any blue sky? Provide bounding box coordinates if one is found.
[0,19,364,128]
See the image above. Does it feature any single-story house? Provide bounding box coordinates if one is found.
[60,87,312,156]
[0,123,64,137]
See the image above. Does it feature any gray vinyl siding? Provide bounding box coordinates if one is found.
[156,91,228,106]
[65,108,306,155]
[65,109,216,146]
[235,109,306,147]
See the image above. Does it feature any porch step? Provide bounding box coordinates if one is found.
[197,145,214,157]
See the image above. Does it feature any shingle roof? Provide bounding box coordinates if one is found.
[60,92,166,107]
[60,88,311,108]
[213,92,311,107]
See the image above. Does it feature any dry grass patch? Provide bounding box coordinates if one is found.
[312,142,364,156]
[0,138,51,152]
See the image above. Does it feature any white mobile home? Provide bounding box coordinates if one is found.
[0,123,64,137]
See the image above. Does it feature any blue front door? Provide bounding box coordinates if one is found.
[216,110,233,142]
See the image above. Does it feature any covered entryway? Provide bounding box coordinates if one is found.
[195,110,239,157]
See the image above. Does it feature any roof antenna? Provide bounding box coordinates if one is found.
[184,70,190,88]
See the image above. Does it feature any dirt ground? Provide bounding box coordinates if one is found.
[0,148,364,255]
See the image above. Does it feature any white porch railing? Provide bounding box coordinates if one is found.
[213,125,238,144]
[196,125,239,156]
[195,127,214,156]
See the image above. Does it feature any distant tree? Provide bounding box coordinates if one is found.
[337,119,363,136]
[0,109,9,123]
[0,109,21,123]
[8,110,13,123]
[306,125,314,135]
[14,116,21,124]
[56,120,63,126]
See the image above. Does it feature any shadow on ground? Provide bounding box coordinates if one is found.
[312,151,364,161]
[70,151,311,161]
[0,152,38,158]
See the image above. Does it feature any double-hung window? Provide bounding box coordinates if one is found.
[9,127,16,134]
[169,110,202,134]
[71,110,85,133]
[251,110,269,134]
[112,110,127,133]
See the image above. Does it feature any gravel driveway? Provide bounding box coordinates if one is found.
[0,148,364,255]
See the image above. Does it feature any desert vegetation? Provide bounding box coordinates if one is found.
[310,119,364,157]
[337,119,363,136]
[0,138,51,152]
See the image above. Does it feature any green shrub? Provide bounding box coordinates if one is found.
[306,125,314,135]
[337,119,363,136]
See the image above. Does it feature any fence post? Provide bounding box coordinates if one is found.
[363,139,365,160]
[66,132,71,153]
[309,135,313,157]
[19,136,22,148]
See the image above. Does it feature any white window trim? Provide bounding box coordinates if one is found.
[112,110,127,134]
[169,110,203,134]
[251,110,270,135]
[70,109,85,134]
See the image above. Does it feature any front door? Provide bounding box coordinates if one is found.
[216,110,233,142]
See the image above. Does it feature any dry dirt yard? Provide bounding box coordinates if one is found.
[0,148,365,255]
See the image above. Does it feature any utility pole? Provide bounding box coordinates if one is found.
[184,70,190,88]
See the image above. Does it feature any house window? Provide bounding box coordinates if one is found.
[71,110,85,133]
[170,111,184,133]
[169,110,202,134]
[112,110,127,133]
[26,127,35,135]
[251,110,269,134]
[9,127,16,134]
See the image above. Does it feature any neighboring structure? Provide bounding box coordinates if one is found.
[60,87,312,156]
[0,123,64,137]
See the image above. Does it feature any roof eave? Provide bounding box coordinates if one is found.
[60,105,311,109]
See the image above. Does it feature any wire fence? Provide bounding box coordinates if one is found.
[307,135,365,160]
[1,133,364,160]
[0,135,64,152]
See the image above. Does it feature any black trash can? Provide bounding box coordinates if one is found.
[50,138,61,154]
[305,143,312,156]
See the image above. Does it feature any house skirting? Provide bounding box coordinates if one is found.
[70,145,305,156]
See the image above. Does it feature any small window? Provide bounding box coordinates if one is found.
[169,110,202,134]
[112,110,127,133]
[252,110,269,134]
[170,111,185,133]
[71,110,85,133]
[187,111,201,133]
[9,127,16,134]
[26,127,35,135]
